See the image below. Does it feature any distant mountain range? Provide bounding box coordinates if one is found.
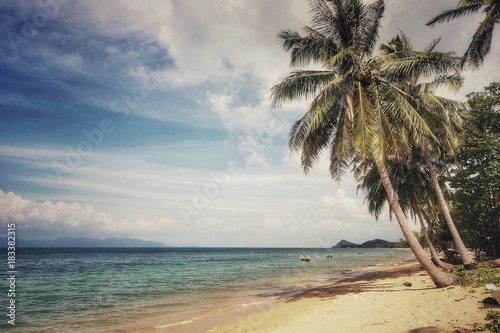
[0,236,168,247]
[332,239,405,248]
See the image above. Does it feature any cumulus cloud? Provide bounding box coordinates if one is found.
[263,216,288,229]
[0,189,174,239]
[320,194,338,207]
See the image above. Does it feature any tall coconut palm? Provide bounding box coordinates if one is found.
[380,33,476,269]
[270,0,458,287]
[426,0,500,67]
[355,158,454,270]
[420,146,476,268]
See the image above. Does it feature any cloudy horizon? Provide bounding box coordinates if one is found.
[1,0,499,247]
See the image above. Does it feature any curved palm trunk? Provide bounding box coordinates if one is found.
[412,196,454,270]
[419,207,455,270]
[421,146,476,269]
[376,163,456,287]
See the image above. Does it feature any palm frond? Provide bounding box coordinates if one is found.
[352,82,377,160]
[360,0,385,56]
[424,37,443,53]
[277,28,339,68]
[288,114,313,153]
[462,9,497,67]
[329,0,358,47]
[379,82,437,146]
[378,108,412,161]
[308,0,338,38]
[329,112,353,180]
[277,29,304,52]
[422,95,465,154]
[397,30,413,51]
[326,47,361,73]
[379,50,461,81]
[300,78,347,172]
[270,70,336,107]
[371,86,388,163]
[428,74,464,93]
[426,4,483,26]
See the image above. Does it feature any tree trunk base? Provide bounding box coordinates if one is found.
[463,262,477,270]
[434,274,457,288]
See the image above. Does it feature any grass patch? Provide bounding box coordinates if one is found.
[450,262,500,332]
[485,311,500,333]
[451,262,500,287]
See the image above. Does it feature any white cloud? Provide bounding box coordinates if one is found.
[263,216,287,229]
[72,0,307,90]
[0,189,180,240]
[321,194,337,207]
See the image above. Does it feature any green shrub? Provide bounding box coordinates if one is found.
[451,264,500,287]
[485,311,500,333]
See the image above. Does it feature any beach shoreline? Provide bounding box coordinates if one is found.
[103,252,417,333]
[117,258,498,333]
[207,261,496,333]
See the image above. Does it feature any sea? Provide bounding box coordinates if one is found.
[0,247,412,333]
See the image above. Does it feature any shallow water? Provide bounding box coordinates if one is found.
[0,247,410,332]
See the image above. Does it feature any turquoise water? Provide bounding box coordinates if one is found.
[0,247,410,332]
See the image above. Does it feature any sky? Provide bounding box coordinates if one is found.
[0,0,499,247]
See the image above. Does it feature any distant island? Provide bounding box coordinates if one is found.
[0,236,168,248]
[332,239,406,248]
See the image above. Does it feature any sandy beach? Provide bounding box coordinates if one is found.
[210,263,498,333]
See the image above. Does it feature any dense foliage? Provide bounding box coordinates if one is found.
[452,262,500,333]
[452,263,500,287]
[485,310,500,333]
[450,82,500,257]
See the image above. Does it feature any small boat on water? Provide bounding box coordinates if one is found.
[326,254,334,258]
[299,255,311,262]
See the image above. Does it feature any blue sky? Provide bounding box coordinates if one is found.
[1,0,499,247]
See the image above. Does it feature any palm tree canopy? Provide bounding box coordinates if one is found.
[355,157,440,222]
[379,32,466,158]
[271,0,463,181]
[426,0,500,67]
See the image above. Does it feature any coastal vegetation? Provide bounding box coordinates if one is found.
[450,82,500,258]
[271,0,499,288]
[452,262,500,287]
[451,262,500,332]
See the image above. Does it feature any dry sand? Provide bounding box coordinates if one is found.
[211,263,499,333]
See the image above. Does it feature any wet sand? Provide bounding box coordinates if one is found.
[210,262,497,333]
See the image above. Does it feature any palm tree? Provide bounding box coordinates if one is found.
[355,158,454,270]
[271,0,457,287]
[426,0,500,67]
[380,33,476,269]
[420,147,477,268]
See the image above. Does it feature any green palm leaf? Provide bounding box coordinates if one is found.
[360,0,385,56]
[426,4,483,26]
[270,70,336,107]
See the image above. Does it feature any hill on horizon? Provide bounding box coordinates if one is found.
[332,238,404,248]
[0,236,168,247]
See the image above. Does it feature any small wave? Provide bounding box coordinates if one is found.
[155,318,196,328]
[154,301,263,329]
